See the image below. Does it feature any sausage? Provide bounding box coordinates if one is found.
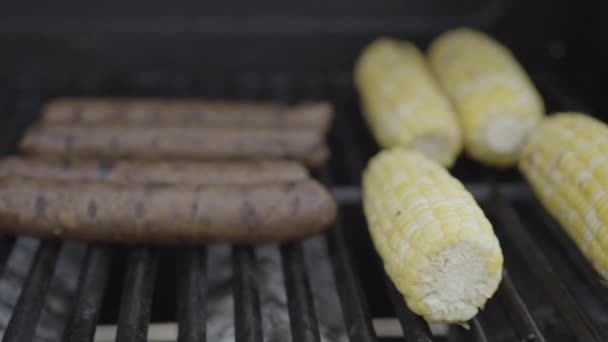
[0,177,336,243]
[0,157,309,185]
[19,124,329,167]
[42,98,333,133]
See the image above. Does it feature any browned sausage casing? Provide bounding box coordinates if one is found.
[42,98,333,133]
[0,157,308,185]
[0,177,336,243]
[20,125,329,167]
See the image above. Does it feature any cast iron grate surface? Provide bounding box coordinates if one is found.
[0,71,605,342]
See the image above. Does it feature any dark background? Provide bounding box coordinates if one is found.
[0,0,601,104]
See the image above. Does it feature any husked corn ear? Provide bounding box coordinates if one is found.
[354,38,462,167]
[363,149,503,323]
[520,113,608,280]
[428,28,545,167]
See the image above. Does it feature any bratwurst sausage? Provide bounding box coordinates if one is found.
[0,177,336,243]
[0,157,309,185]
[20,125,329,167]
[42,98,333,133]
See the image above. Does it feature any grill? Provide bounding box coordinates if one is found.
[0,70,605,342]
[0,1,607,341]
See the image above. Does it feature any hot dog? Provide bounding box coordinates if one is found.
[19,125,329,167]
[42,98,333,133]
[0,157,309,185]
[0,177,336,243]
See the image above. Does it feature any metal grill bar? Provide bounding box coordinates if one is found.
[383,274,433,342]
[0,236,15,276]
[447,325,469,342]
[318,115,377,342]
[490,191,602,341]
[470,318,489,342]
[446,318,488,342]
[280,243,321,342]
[2,241,60,342]
[496,271,545,342]
[65,245,112,342]
[177,247,207,342]
[232,246,263,342]
[330,183,532,207]
[116,248,159,342]
[325,224,378,342]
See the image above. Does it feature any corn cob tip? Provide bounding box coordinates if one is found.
[483,114,537,158]
[411,133,458,167]
[411,239,502,323]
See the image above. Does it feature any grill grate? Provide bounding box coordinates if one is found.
[233,246,264,342]
[116,248,158,342]
[3,242,60,342]
[66,245,112,342]
[176,247,206,342]
[0,72,606,342]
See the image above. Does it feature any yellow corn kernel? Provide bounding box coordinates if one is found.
[354,38,462,167]
[520,112,608,280]
[363,148,503,323]
[428,28,545,167]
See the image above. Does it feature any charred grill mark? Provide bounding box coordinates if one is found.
[191,201,199,219]
[71,107,83,122]
[98,161,114,179]
[240,200,258,230]
[88,200,97,218]
[290,196,300,215]
[110,137,119,149]
[135,200,145,219]
[283,181,296,193]
[143,183,167,193]
[35,195,46,218]
[65,135,74,152]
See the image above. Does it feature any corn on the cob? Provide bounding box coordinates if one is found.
[428,28,545,167]
[354,38,462,167]
[520,112,608,280]
[363,149,503,323]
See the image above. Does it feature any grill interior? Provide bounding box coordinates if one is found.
[0,1,607,341]
[0,69,605,342]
